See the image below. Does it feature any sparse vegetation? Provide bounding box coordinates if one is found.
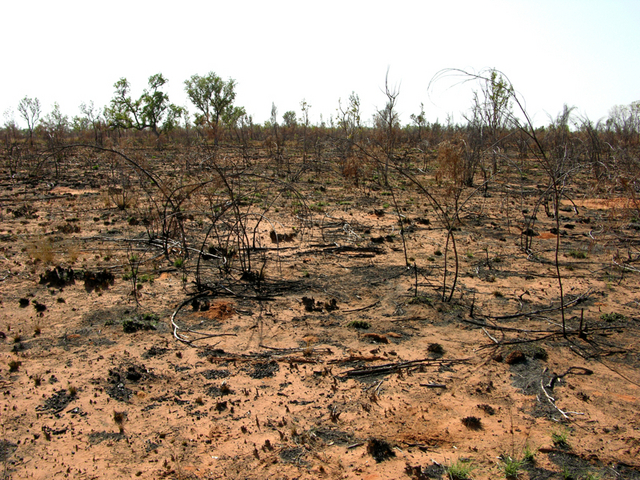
[600,312,626,322]
[347,320,371,329]
[552,428,570,449]
[446,459,475,480]
[499,455,524,478]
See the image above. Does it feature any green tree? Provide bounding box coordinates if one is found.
[223,105,247,143]
[17,96,41,145]
[282,111,297,128]
[106,74,182,138]
[184,72,238,144]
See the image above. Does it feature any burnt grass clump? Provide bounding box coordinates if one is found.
[39,266,75,288]
[461,416,483,430]
[367,438,396,462]
[83,270,115,292]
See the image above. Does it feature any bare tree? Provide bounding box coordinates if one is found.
[374,71,400,185]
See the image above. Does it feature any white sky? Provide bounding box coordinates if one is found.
[1,0,638,128]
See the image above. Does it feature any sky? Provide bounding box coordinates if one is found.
[1,0,638,129]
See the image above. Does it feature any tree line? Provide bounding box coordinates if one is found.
[2,69,639,194]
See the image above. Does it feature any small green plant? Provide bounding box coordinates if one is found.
[408,295,432,306]
[567,250,587,259]
[174,257,184,268]
[522,443,536,463]
[122,313,158,333]
[434,249,443,256]
[499,455,524,478]
[551,428,570,449]
[561,466,576,479]
[446,459,474,479]
[466,251,474,258]
[600,312,625,322]
[347,320,371,329]
[138,274,155,284]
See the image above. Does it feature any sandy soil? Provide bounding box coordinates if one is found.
[1,149,640,479]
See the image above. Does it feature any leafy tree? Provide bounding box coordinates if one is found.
[223,106,247,143]
[106,74,183,138]
[184,72,238,144]
[17,96,41,145]
[282,111,297,128]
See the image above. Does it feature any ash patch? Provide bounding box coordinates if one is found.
[197,347,227,359]
[143,345,170,358]
[405,463,446,479]
[106,363,148,402]
[247,360,279,379]
[279,446,307,465]
[547,451,613,480]
[207,384,234,397]
[87,432,124,445]
[36,389,75,414]
[510,360,572,418]
[0,439,17,462]
[312,428,357,446]
[145,440,161,452]
[202,369,231,380]
[83,306,131,327]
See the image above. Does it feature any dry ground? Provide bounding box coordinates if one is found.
[1,148,639,479]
